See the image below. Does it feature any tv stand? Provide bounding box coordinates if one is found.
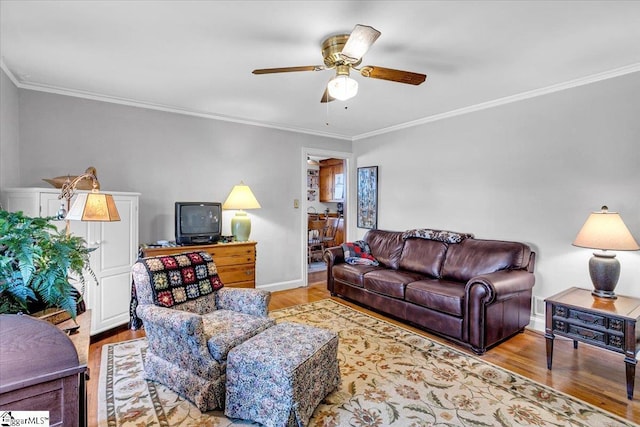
[140,241,256,288]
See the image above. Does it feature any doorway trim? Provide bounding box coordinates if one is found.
[301,147,353,287]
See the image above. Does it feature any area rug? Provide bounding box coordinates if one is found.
[98,299,637,426]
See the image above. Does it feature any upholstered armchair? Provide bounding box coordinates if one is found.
[131,251,275,412]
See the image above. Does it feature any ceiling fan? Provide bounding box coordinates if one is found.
[252,24,427,103]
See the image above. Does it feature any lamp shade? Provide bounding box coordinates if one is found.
[222,183,261,210]
[66,192,121,222]
[573,206,639,251]
[222,183,261,242]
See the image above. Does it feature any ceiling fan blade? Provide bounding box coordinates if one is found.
[360,66,426,85]
[320,87,335,103]
[340,24,381,64]
[252,65,325,74]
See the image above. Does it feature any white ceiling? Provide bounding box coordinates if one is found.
[2,1,640,140]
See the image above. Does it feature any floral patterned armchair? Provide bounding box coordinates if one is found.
[131,251,274,411]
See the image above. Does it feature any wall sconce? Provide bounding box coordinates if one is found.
[222,182,261,242]
[573,205,639,298]
[56,167,120,233]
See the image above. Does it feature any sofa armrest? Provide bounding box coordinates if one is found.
[465,270,536,305]
[216,287,271,317]
[324,246,345,266]
[465,269,535,353]
[323,246,345,294]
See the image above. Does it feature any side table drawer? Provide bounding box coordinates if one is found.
[552,304,626,352]
[568,309,605,328]
[565,324,625,350]
[567,324,606,345]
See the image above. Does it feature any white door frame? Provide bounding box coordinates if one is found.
[301,147,353,286]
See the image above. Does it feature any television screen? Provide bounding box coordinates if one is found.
[175,202,222,245]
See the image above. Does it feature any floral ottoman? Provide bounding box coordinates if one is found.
[224,322,340,427]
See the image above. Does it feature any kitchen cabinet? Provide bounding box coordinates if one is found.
[1,187,140,335]
[319,158,344,202]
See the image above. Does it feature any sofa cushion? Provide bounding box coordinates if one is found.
[399,238,448,278]
[441,239,532,282]
[363,230,405,269]
[363,269,426,299]
[333,263,383,288]
[405,280,466,317]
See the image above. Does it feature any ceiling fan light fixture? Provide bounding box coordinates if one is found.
[327,74,358,101]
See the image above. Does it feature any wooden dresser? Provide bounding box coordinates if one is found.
[140,241,257,288]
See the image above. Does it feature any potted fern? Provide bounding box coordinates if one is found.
[0,210,96,320]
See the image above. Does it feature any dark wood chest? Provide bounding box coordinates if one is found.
[0,314,88,426]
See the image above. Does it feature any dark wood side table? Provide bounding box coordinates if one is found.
[0,312,90,426]
[545,287,640,400]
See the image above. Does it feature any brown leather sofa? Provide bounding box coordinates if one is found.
[324,229,536,354]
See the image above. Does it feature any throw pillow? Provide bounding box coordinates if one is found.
[402,228,474,244]
[341,240,379,266]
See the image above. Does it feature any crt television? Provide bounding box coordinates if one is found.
[175,202,222,245]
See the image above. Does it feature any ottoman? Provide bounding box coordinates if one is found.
[224,322,340,427]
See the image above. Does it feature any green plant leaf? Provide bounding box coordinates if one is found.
[0,210,96,318]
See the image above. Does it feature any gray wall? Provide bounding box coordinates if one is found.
[4,66,640,329]
[14,88,351,289]
[0,69,20,190]
[353,71,640,326]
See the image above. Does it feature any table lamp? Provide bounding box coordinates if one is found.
[573,206,639,299]
[222,182,261,242]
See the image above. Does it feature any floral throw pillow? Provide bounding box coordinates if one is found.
[341,240,379,266]
[402,228,474,244]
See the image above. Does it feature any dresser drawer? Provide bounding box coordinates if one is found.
[206,246,255,267]
[218,263,255,286]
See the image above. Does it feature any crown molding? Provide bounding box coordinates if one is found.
[352,63,640,141]
[0,57,352,142]
[0,59,21,87]
[15,80,353,141]
[2,56,638,143]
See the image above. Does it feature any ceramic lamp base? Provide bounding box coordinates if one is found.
[589,251,620,299]
[231,211,251,242]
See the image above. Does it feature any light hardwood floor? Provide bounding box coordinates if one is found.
[88,282,640,425]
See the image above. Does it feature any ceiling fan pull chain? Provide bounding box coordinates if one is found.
[326,94,330,126]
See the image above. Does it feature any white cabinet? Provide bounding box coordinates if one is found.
[1,187,140,335]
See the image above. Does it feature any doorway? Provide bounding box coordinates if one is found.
[302,148,351,286]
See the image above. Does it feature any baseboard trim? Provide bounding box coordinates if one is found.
[528,313,545,333]
[257,279,304,293]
